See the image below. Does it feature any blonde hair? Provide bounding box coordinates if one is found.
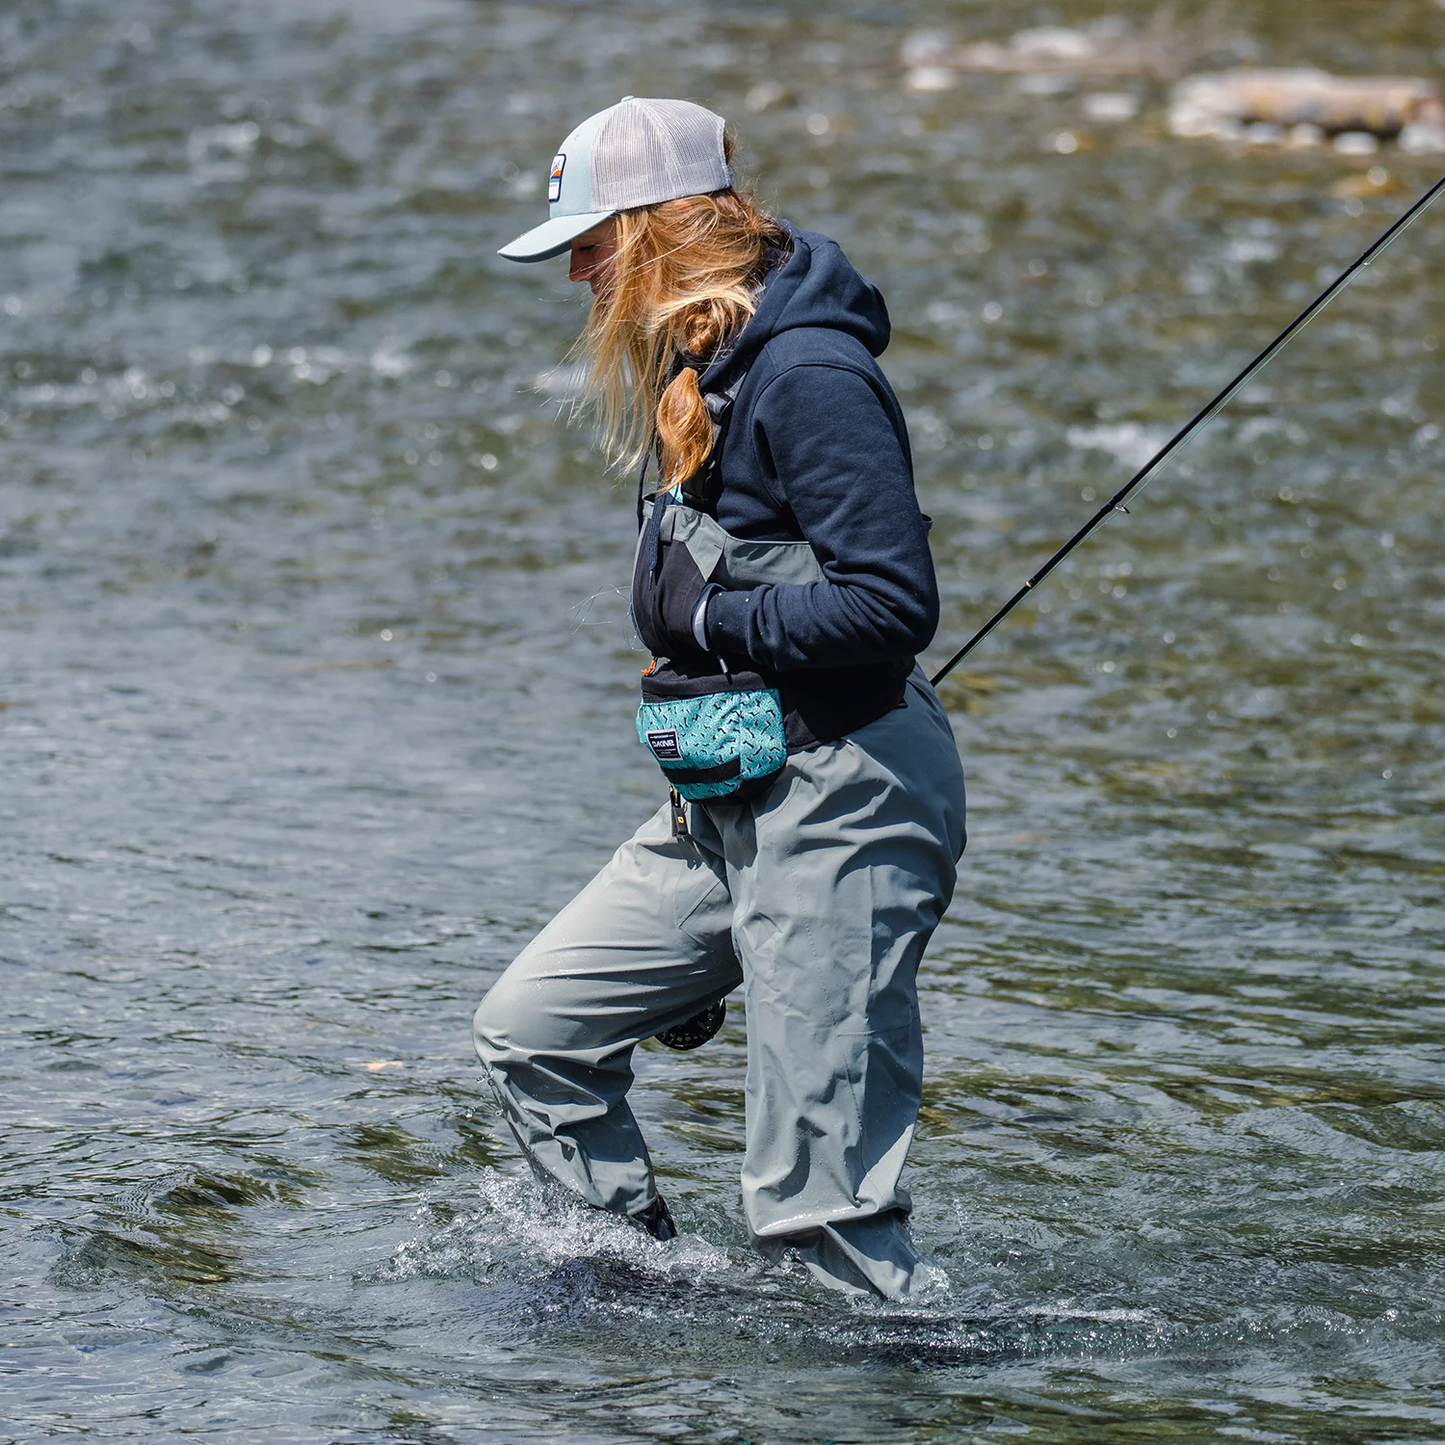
[577,165,788,487]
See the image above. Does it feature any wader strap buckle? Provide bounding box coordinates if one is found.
[668,786,690,841]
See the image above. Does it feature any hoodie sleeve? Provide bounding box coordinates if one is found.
[704,362,939,672]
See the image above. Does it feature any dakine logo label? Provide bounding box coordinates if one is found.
[548,153,565,203]
[646,729,682,761]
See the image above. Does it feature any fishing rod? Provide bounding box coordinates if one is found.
[931,171,1445,689]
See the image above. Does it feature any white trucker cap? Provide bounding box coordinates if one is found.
[499,97,733,262]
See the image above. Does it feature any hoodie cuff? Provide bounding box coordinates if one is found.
[704,588,756,663]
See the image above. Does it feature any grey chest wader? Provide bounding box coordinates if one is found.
[472,364,968,1294]
[631,370,824,1052]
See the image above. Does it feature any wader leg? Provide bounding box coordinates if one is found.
[718,675,966,1299]
[473,802,738,1217]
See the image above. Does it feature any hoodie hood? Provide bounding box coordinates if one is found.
[703,224,891,392]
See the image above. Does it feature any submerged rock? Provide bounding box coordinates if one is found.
[900,21,1178,89]
[1083,93,1141,123]
[1399,121,1445,154]
[1170,70,1445,147]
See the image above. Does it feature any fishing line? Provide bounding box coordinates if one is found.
[931,172,1445,689]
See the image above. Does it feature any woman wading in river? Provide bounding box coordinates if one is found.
[475,97,966,1298]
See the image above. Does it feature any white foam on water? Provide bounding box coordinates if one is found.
[381,1174,743,1292]
[379,1175,1014,1355]
[1066,421,1170,472]
[1027,1303,1160,1325]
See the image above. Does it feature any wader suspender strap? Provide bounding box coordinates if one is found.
[635,449,651,531]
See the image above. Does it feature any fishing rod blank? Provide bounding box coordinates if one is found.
[931,171,1445,689]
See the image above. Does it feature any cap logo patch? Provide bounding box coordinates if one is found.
[548,153,565,203]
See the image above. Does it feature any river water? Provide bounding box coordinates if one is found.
[3,1,1444,1441]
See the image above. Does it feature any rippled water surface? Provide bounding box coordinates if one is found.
[4,1,1445,1441]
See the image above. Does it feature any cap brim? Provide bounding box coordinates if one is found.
[498,209,616,262]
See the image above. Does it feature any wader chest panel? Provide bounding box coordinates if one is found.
[633,497,826,802]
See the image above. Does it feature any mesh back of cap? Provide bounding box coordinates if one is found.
[591,98,730,211]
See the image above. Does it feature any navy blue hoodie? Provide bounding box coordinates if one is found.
[695,225,938,746]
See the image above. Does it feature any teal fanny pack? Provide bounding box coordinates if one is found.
[637,659,787,803]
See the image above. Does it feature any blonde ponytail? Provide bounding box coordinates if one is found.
[657,365,711,487]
